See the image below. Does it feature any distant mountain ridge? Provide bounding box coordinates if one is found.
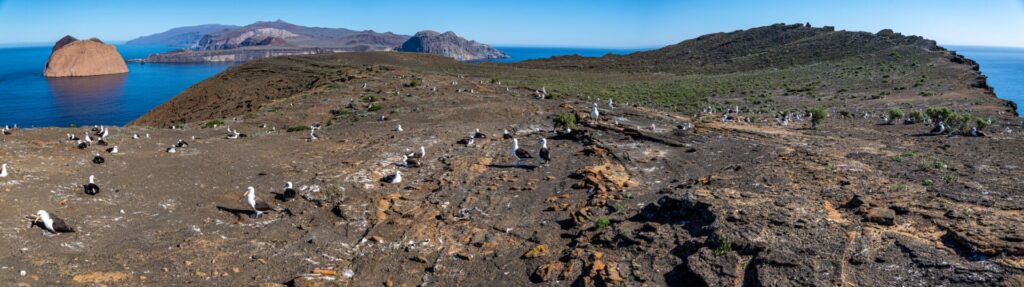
[129,20,505,63]
[126,24,240,47]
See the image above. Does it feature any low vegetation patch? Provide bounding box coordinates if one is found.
[202,119,225,129]
[286,125,310,133]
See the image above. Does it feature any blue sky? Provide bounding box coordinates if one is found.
[1,0,1023,48]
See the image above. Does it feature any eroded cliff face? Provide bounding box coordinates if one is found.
[43,36,128,77]
[398,30,508,61]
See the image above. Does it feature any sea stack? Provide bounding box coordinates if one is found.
[43,35,129,77]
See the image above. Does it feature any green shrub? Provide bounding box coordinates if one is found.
[891,155,904,162]
[908,110,926,124]
[918,159,946,171]
[887,108,905,124]
[286,126,310,133]
[368,104,383,112]
[891,183,908,192]
[331,109,352,119]
[714,238,732,256]
[202,119,225,129]
[807,107,827,128]
[68,123,77,128]
[595,217,611,229]
[404,79,422,87]
[975,118,989,131]
[553,112,577,130]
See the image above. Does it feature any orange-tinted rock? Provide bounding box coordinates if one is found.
[43,35,128,77]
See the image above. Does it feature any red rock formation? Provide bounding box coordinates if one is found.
[43,35,129,77]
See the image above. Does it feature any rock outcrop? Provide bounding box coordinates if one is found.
[398,30,508,61]
[43,36,128,77]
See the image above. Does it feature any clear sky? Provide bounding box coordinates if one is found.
[1,0,1023,48]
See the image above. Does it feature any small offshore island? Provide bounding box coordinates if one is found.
[1,23,1023,286]
[43,35,128,77]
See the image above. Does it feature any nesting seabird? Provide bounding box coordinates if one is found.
[0,163,8,177]
[591,103,600,121]
[166,146,177,153]
[382,170,402,184]
[100,128,109,138]
[511,138,532,166]
[503,129,513,140]
[67,134,79,141]
[539,138,551,164]
[396,125,403,132]
[402,155,421,168]
[1,126,10,135]
[243,187,274,218]
[106,146,119,154]
[31,210,75,234]
[408,146,425,159]
[277,182,297,202]
[97,137,108,146]
[92,153,105,164]
[175,139,188,148]
[473,129,487,139]
[83,175,100,195]
[608,99,614,108]
[76,140,88,150]
[930,122,946,135]
[84,134,93,143]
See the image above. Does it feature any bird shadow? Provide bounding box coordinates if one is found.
[487,164,537,170]
[216,205,256,218]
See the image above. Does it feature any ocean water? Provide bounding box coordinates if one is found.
[485,46,647,63]
[0,45,231,127]
[0,45,1019,127]
[949,46,1024,115]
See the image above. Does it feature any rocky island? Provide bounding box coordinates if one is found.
[43,35,128,77]
[398,30,508,61]
[3,24,1023,286]
[132,20,507,63]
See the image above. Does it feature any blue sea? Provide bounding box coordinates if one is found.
[0,45,1019,127]
[950,46,1024,115]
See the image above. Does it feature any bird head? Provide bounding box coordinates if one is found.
[244,186,255,198]
[34,210,48,221]
[88,175,95,184]
[285,182,293,189]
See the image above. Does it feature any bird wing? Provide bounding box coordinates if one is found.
[254,196,272,211]
[540,148,550,160]
[516,148,533,159]
[50,215,75,232]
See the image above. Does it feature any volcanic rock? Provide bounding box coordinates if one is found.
[43,35,128,77]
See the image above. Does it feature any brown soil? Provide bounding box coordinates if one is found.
[2,53,1023,286]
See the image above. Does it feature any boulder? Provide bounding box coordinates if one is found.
[43,35,128,77]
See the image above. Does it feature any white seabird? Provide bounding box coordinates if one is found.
[166,146,177,153]
[92,153,105,164]
[243,187,273,218]
[408,146,425,159]
[503,129,512,140]
[473,128,487,139]
[539,138,550,164]
[83,175,99,195]
[175,139,188,148]
[277,182,297,202]
[32,210,75,234]
[396,125,403,132]
[608,99,614,108]
[0,163,8,177]
[132,133,139,139]
[511,138,532,166]
[106,146,119,154]
[591,103,600,121]
[76,140,88,150]
[402,155,421,168]
[382,171,402,184]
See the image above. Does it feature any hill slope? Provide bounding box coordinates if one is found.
[126,24,240,47]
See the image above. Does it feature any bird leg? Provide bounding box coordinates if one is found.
[251,210,263,219]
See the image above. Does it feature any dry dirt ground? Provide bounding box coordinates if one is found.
[1,67,1023,286]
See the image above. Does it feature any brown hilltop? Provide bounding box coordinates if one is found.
[43,35,129,77]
